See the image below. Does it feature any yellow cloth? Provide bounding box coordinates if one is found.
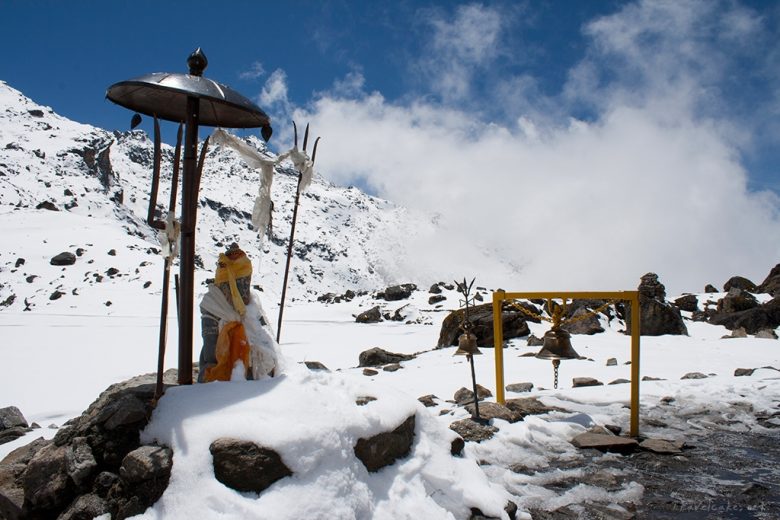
[204,321,251,382]
[214,251,252,316]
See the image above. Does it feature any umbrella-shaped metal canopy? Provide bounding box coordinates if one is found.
[106,48,272,137]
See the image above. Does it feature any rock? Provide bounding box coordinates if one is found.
[36,200,59,211]
[358,347,414,367]
[561,306,604,335]
[609,378,631,385]
[0,427,29,445]
[705,284,718,293]
[381,283,417,301]
[526,334,543,347]
[681,372,708,379]
[717,288,759,314]
[464,402,521,423]
[417,395,438,407]
[570,433,638,454]
[118,445,172,485]
[438,301,535,348]
[572,377,604,388]
[734,368,755,377]
[505,382,533,393]
[709,296,780,334]
[356,306,382,323]
[755,329,778,339]
[454,385,492,405]
[21,443,72,513]
[50,252,77,266]
[606,358,618,366]
[428,294,447,305]
[0,407,27,430]
[356,396,377,408]
[210,438,292,493]
[642,376,665,381]
[58,493,108,520]
[354,415,416,472]
[723,276,757,293]
[624,273,687,336]
[504,397,565,417]
[449,418,498,442]
[0,439,51,520]
[303,361,328,371]
[429,284,442,294]
[362,368,378,376]
[50,290,64,300]
[758,263,780,296]
[67,437,97,486]
[639,438,684,454]
[674,294,699,312]
[450,437,465,456]
[391,304,417,322]
[725,327,748,338]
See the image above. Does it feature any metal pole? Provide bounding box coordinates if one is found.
[469,354,481,420]
[178,95,200,385]
[276,173,302,343]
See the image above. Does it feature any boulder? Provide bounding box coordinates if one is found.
[438,302,535,348]
[758,263,780,296]
[454,385,492,405]
[449,419,498,443]
[504,397,565,418]
[109,445,173,519]
[354,415,416,472]
[0,407,27,430]
[709,296,780,334]
[58,493,108,520]
[428,294,447,305]
[210,438,291,493]
[606,358,618,366]
[681,372,708,379]
[429,284,442,294]
[21,443,73,514]
[355,306,382,323]
[505,382,533,393]
[0,438,50,520]
[723,276,757,293]
[624,273,687,336]
[464,402,521,423]
[380,284,417,301]
[734,368,755,377]
[561,307,604,335]
[674,294,699,312]
[570,433,638,454]
[717,288,759,314]
[50,252,77,266]
[417,395,438,407]
[303,361,328,371]
[358,347,414,367]
[704,284,718,293]
[572,377,604,388]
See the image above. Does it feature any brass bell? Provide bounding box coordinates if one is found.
[454,331,482,356]
[535,327,580,360]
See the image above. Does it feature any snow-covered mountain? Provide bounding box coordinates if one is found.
[0,80,438,314]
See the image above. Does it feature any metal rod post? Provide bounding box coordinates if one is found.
[469,354,481,420]
[178,96,200,385]
[276,173,303,343]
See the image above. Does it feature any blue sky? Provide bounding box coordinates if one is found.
[3,0,780,291]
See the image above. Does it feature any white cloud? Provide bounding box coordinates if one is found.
[239,61,266,81]
[262,1,780,295]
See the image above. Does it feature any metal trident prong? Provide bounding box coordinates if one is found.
[293,121,298,149]
[302,123,310,152]
[311,137,321,164]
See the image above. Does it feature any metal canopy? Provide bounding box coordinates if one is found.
[105,48,271,130]
[106,73,270,128]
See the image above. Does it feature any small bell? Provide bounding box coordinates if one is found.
[454,331,482,356]
[535,327,580,360]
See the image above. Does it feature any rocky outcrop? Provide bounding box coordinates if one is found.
[674,294,699,312]
[0,407,30,446]
[0,371,181,520]
[758,263,780,296]
[438,302,537,348]
[355,305,382,323]
[210,438,292,493]
[378,284,417,301]
[354,415,416,472]
[358,347,415,367]
[624,273,687,336]
[723,276,757,293]
[709,296,780,334]
[717,288,758,314]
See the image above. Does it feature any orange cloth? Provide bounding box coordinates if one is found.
[214,250,252,316]
[204,321,251,382]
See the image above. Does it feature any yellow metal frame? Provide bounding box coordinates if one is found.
[492,290,641,437]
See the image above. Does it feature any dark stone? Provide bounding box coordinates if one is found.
[143,281,151,289]
[526,334,543,347]
[14,258,24,268]
[36,200,59,211]
[355,396,377,406]
[681,372,708,380]
[358,347,414,367]
[51,252,77,266]
[58,493,107,520]
[571,432,638,454]
[572,377,604,388]
[118,445,172,485]
[450,436,465,456]
[609,378,631,385]
[303,361,328,371]
[561,306,604,335]
[107,249,117,256]
[642,376,665,381]
[21,443,73,513]
[429,284,442,294]
[356,305,382,323]
[106,267,120,277]
[417,395,438,407]
[464,402,521,423]
[606,358,618,366]
[382,363,402,372]
[505,382,533,393]
[428,294,447,305]
[624,273,687,336]
[454,385,492,405]
[0,407,27,430]
[382,283,417,301]
[354,415,416,472]
[717,288,759,314]
[438,302,534,348]
[758,263,780,296]
[0,294,16,308]
[210,438,292,493]
[0,427,29,445]
[639,438,684,454]
[674,294,699,312]
[705,284,718,293]
[504,397,566,417]
[723,276,757,293]
[709,296,780,334]
[50,290,64,300]
[449,418,498,442]
[362,368,378,376]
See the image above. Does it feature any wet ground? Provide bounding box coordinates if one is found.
[519,424,780,519]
